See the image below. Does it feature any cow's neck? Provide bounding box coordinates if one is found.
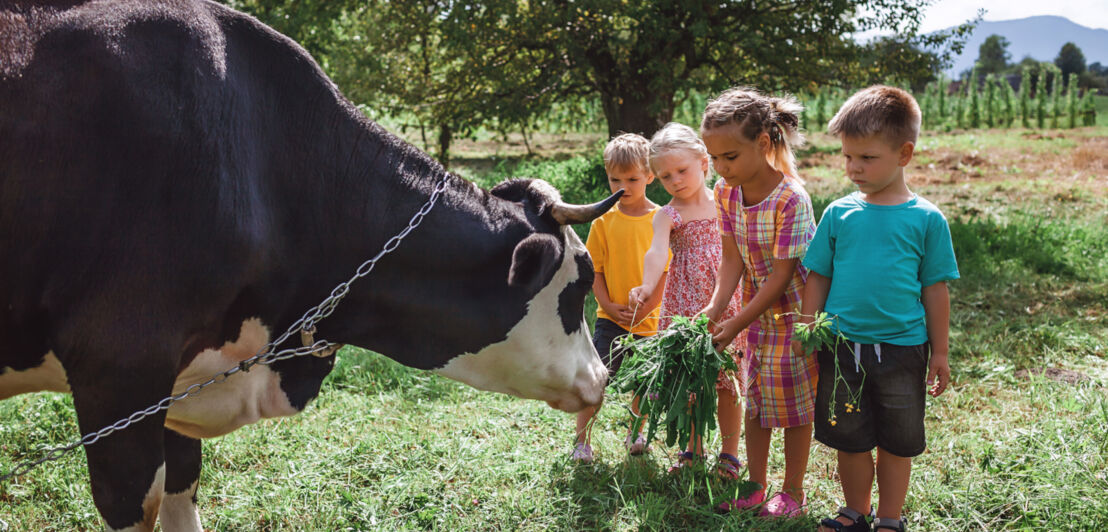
[286,110,534,371]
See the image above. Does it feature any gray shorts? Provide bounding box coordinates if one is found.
[592,318,644,376]
[814,341,930,457]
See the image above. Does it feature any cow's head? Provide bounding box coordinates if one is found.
[431,179,621,413]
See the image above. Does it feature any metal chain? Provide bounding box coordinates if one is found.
[0,174,451,484]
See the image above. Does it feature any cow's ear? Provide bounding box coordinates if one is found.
[508,233,562,293]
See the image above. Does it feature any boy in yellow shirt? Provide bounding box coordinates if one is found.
[573,133,668,463]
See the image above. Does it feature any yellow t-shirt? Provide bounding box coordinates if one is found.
[585,205,669,335]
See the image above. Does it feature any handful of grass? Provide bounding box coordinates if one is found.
[609,315,739,451]
[791,311,862,425]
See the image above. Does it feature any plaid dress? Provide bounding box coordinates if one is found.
[715,176,817,428]
[657,205,746,395]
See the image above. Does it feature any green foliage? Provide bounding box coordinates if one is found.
[967,67,982,129]
[609,315,738,451]
[984,73,997,128]
[1055,42,1087,78]
[951,213,1108,282]
[1068,73,1080,128]
[225,0,971,143]
[1001,75,1016,127]
[791,312,864,426]
[1082,90,1100,126]
[1019,67,1032,128]
[1036,66,1049,128]
[977,34,1011,75]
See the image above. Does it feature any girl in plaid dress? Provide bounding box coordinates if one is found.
[629,123,745,480]
[700,88,817,517]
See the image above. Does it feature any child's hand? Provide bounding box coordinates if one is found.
[699,306,722,334]
[628,285,651,309]
[790,339,810,358]
[926,352,950,397]
[612,304,635,328]
[710,318,741,353]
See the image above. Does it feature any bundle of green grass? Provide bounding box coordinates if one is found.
[609,315,739,451]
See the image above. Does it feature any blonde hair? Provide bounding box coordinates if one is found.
[603,133,651,174]
[647,122,708,174]
[700,87,805,178]
[828,85,921,146]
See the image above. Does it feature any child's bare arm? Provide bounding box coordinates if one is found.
[630,271,668,329]
[629,212,672,307]
[702,235,744,325]
[792,271,831,357]
[712,257,798,352]
[593,272,631,328]
[922,281,951,397]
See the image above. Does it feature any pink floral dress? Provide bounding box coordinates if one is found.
[658,205,747,394]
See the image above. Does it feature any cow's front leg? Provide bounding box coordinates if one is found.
[160,428,203,532]
[71,383,169,532]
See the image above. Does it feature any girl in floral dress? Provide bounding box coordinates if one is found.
[629,122,746,480]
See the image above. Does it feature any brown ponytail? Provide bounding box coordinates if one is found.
[701,88,806,178]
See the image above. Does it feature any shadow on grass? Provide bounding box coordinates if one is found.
[547,454,812,531]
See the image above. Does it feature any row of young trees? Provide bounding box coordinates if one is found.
[918,70,1098,131]
[797,74,1098,134]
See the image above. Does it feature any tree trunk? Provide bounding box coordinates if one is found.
[600,86,675,140]
[437,124,452,169]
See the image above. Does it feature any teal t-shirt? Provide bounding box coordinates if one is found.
[802,193,960,345]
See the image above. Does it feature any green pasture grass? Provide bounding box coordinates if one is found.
[4,342,1105,530]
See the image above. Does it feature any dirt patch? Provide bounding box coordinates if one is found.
[1014,367,1096,386]
[1022,132,1067,141]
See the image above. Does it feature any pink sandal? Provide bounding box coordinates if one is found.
[717,484,764,512]
[759,491,806,518]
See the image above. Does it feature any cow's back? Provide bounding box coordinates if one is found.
[0,0,323,377]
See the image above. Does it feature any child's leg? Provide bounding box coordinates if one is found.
[875,448,911,521]
[575,403,600,444]
[630,394,646,435]
[687,427,705,456]
[818,450,875,531]
[744,415,772,487]
[838,450,875,517]
[781,422,812,499]
[718,387,742,457]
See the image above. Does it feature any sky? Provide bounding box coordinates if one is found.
[918,0,1108,32]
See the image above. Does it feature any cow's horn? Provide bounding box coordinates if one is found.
[550,190,624,225]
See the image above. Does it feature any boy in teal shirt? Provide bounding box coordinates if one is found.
[796,86,959,532]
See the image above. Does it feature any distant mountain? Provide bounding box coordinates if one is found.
[937,16,1108,75]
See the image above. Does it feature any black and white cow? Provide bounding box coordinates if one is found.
[0,1,616,529]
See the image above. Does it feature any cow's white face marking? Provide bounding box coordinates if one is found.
[0,352,70,400]
[434,226,607,412]
[165,318,297,439]
[160,480,201,532]
[106,464,164,532]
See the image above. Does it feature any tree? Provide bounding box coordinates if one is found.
[464,1,974,138]
[227,0,516,167]
[229,1,974,147]
[1055,42,1086,80]
[977,34,1010,75]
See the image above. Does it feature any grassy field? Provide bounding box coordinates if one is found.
[2,121,1106,531]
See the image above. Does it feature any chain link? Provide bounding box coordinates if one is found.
[0,175,450,485]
